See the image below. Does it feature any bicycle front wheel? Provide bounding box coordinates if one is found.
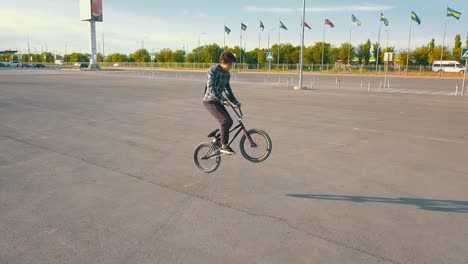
[193,142,221,173]
[240,129,272,163]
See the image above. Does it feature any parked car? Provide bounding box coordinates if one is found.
[8,61,22,67]
[78,63,89,69]
[0,62,7,67]
[31,63,45,68]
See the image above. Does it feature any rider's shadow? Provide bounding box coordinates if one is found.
[286,194,468,213]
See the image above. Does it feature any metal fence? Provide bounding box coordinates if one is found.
[0,61,449,76]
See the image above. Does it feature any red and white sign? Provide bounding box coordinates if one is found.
[80,0,103,22]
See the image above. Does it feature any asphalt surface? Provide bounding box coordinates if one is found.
[1,70,468,264]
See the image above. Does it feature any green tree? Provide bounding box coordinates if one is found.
[69,53,88,63]
[279,43,299,64]
[105,53,127,62]
[412,45,430,65]
[204,43,223,63]
[399,49,409,67]
[245,49,259,64]
[356,40,371,64]
[256,48,267,64]
[96,53,104,63]
[184,52,196,63]
[130,49,150,62]
[329,47,340,64]
[339,43,355,64]
[431,46,451,63]
[156,49,174,62]
[428,38,437,64]
[451,34,462,62]
[372,42,382,64]
[172,50,185,63]
[306,42,331,65]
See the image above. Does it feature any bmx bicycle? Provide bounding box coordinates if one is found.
[193,105,272,173]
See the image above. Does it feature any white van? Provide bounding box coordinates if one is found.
[432,60,465,73]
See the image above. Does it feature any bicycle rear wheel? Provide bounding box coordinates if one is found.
[193,142,221,173]
[240,129,272,163]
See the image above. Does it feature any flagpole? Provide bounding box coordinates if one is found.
[440,18,447,65]
[321,21,325,71]
[376,15,382,72]
[258,22,261,70]
[406,17,412,72]
[298,0,306,89]
[240,21,243,66]
[278,19,281,68]
[224,25,226,49]
[348,21,352,66]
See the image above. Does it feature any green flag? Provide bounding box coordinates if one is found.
[241,22,247,31]
[279,21,288,30]
[380,12,389,26]
[352,14,362,26]
[224,26,231,35]
[411,11,421,25]
[447,7,462,20]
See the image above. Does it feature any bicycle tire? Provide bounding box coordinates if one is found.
[240,129,272,163]
[193,142,221,173]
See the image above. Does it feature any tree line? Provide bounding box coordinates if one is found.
[2,34,467,66]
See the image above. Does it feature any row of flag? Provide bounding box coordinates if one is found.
[223,7,462,35]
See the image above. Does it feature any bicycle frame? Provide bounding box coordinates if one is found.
[202,105,256,160]
[226,105,256,148]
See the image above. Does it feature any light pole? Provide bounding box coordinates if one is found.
[198,32,206,63]
[267,28,275,82]
[297,0,306,90]
[267,28,275,51]
[385,29,389,49]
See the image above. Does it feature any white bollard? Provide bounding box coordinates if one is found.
[379,80,382,91]
[455,83,459,96]
[388,79,390,89]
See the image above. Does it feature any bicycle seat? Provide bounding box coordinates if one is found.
[208,129,219,138]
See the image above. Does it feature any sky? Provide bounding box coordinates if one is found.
[0,0,467,56]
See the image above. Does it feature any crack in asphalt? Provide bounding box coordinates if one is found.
[2,134,402,264]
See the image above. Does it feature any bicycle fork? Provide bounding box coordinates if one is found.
[242,126,257,148]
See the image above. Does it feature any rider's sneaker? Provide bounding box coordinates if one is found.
[220,145,236,155]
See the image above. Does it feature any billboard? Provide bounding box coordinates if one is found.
[80,0,103,22]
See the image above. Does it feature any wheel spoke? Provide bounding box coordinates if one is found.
[194,143,221,172]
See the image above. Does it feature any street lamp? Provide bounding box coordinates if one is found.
[385,29,389,49]
[267,28,275,51]
[198,32,206,63]
[267,28,276,83]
